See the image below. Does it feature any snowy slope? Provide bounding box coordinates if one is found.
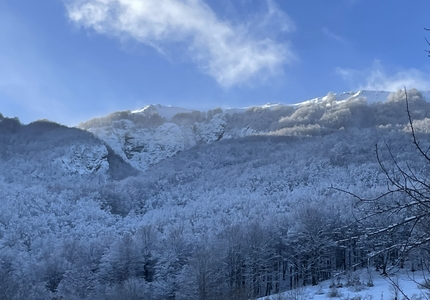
[79,112,227,171]
[261,269,430,300]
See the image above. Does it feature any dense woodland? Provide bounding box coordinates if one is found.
[0,89,430,299]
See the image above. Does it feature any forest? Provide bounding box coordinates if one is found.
[0,89,430,299]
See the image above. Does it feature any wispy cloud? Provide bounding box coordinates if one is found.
[346,0,360,7]
[65,0,295,87]
[336,60,430,91]
[322,27,343,42]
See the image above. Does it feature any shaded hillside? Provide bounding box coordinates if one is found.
[0,118,137,184]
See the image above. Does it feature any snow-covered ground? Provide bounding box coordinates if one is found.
[261,269,430,300]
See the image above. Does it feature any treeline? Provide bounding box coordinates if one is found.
[1,183,427,300]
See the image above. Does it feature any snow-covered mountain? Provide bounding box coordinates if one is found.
[78,89,430,172]
[1,89,430,300]
[2,88,428,182]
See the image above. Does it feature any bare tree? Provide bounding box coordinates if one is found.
[425,28,430,56]
[369,89,430,260]
[337,89,430,299]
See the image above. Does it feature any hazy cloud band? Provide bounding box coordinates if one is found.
[336,60,430,92]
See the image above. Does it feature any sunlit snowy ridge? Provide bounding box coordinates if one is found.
[78,89,430,172]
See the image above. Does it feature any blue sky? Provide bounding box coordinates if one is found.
[1,0,430,125]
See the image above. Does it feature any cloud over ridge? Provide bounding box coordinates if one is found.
[65,0,295,87]
[336,60,430,92]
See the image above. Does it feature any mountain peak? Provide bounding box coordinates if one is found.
[131,104,193,121]
[298,90,393,107]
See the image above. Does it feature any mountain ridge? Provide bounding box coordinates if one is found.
[76,88,430,172]
[1,89,429,179]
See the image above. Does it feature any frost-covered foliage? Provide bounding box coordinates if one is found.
[0,89,430,299]
[0,119,135,184]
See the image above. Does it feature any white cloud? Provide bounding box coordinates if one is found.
[65,0,295,87]
[336,60,430,92]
